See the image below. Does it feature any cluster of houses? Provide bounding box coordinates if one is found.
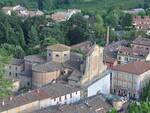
[0,5,150,113]
[1,5,81,22]
[1,5,44,17]
[0,36,150,113]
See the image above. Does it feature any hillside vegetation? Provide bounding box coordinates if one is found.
[62,0,144,14]
[0,0,144,13]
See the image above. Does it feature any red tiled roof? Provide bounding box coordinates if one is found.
[111,61,150,75]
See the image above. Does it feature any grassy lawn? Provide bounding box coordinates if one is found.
[62,0,144,14]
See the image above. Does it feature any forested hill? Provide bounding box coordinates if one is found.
[0,0,147,12]
[0,0,149,59]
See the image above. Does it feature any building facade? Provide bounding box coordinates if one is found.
[111,61,150,99]
[0,82,82,113]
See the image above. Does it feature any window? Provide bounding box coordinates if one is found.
[114,89,116,93]
[64,54,67,56]
[15,73,18,77]
[9,66,11,69]
[118,56,121,60]
[125,57,128,62]
[27,82,30,86]
[56,54,59,57]
[15,67,17,70]
[49,53,51,56]
[9,72,11,76]
[65,95,67,99]
[70,94,72,98]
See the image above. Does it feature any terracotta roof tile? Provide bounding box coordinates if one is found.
[47,44,70,52]
[111,61,150,75]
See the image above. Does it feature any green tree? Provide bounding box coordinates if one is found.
[105,8,122,28]
[42,36,58,48]
[120,13,133,29]
[28,25,40,48]
[146,8,150,15]
[0,48,13,98]
[107,108,117,113]
[1,43,25,59]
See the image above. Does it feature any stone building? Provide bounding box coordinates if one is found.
[30,94,112,113]
[111,61,150,99]
[131,37,150,52]
[5,42,106,89]
[68,42,106,86]
[5,58,24,79]
[0,82,82,113]
[117,46,150,64]
[132,16,150,31]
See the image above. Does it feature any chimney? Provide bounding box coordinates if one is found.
[2,100,5,106]
[106,26,110,46]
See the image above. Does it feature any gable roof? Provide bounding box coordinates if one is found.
[132,37,150,47]
[118,46,149,57]
[47,44,70,52]
[111,61,150,75]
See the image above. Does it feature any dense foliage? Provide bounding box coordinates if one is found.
[0,48,12,98]
[0,9,110,58]
[141,82,150,101]
[128,102,150,113]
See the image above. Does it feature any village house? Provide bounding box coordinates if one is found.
[132,16,150,31]
[131,37,150,52]
[104,40,129,59]
[111,61,150,99]
[103,56,118,68]
[117,46,150,64]
[30,94,112,113]
[5,58,24,79]
[103,40,129,68]
[2,5,44,17]
[51,9,81,22]
[0,82,82,113]
[2,5,26,15]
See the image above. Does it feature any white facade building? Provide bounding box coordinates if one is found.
[0,83,82,113]
[87,72,111,97]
